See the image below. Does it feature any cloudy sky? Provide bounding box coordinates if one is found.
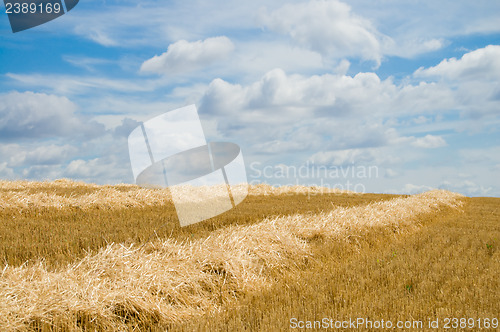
[1,0,499,196]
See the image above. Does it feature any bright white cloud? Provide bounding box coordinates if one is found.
[413,45,500,118]
[192,59,499,197]
[260,0,389,65]
[141,36,235,75]
[201,68,397,118]
[1,0,499,199]
[200,67,461,123]
[415,45,500,81]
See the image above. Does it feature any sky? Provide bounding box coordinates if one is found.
[0,0,499,197]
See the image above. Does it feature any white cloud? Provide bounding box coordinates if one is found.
[140,36,235,75]
[0,91,105,140]
[63,0,280,48]
[411,135,447,149]
[2,1,499,197]
[200,67,461,126]
[230,40,325,79]
[196,65,491,171]
[8,144,78,168]
[64,155,133,184]
[414,46,500,120]
[253,139,313,154]
[0,131,135,184]
[201,68,397,118]
[40,0,498,64]
[77,26,119,47]
[307,139,417,168]
[66,158,100,178]
[412,116,430,125]
[0,162,15,179]
[260,0,388,65]
[6,73,157,95]
[333,59,351,75]
[62,55,112,72]
[415,45,500,81]
[412,46,500,119]
[439,180,493,196]
[385,38,445,58]
[347,0,500,55]
[310,148,378,166]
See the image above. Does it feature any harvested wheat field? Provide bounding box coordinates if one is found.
[0,180,498,331]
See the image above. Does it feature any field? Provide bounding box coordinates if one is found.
[0,180,498,331]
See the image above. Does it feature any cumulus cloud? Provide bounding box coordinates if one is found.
[439,180,493,196]
[0,131,135,184]
[201,68,398,118]
[200,67,459,124]
[113,118,142,138]
[413,45,500,118]
[0,142,79,181]
[66,158,102,178]
[64,155,133,184]
[0,162,15,179]
[195,66,476,171]
[0,91,105,140]
[414,45,500,81]
[307,139,412,168]
[260,0,389,65]
[8,144,78,168]
[411,135,447,148]
[141,36,235,75]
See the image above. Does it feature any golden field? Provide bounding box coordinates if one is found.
[0,180,498,331]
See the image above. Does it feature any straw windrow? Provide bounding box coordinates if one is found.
[0,180,350,211]
[0,186,464,330]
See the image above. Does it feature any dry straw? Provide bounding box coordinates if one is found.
[0,180,349,211]
[0,181,464,330]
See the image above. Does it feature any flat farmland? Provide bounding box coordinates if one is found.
[0,180,498,331]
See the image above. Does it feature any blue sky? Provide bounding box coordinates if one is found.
[1,0,499,196]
